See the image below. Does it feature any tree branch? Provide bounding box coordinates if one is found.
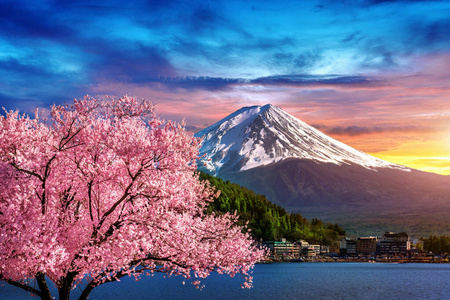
[88,181,94,223]
[58,117,85,151]
[78,252,189,300]
[35,272,52,300]
[39,154,57,214]
[9,162,43,181]
[0,275,42,297]
[93,218,124,246]
[10,154,55,214]
[96,167,142,231]
[77,269,132,300]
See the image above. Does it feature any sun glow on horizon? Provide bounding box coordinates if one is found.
[370,154,450,175]
[375,136,450,175]
[330,129,450,176]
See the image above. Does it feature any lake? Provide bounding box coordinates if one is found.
[2,263,449,299]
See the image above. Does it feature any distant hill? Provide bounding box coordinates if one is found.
[195,104,450,237]
[200,171,345,246]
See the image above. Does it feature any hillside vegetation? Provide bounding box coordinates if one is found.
[200,172,345,246]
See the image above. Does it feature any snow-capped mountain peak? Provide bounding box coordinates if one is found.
[195,104,409,175]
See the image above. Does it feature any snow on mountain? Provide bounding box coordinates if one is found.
[195,104,409,175]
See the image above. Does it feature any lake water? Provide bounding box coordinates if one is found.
[2,263,450,299]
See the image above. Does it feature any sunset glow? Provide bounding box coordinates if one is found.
[1,0,450,175]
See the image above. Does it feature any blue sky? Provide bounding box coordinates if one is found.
[2,0,450,174]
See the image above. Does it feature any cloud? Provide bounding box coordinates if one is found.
[139,74,381,91]
[189,4,223,34]
[367,0,435,5]
[408,19,450,49]
[0,55,87,110]
[341,31,365,44]
[0,58,56,78]
[268,50,323,73]
[2,0,450,120]
[411,158,450,169]
[250,74,378,86]
[156,76,243,91]
[0,92,47,114]
[0,2,76,42]
[85,42,177,83]
[312,124,434,136]
[184,124,205,133]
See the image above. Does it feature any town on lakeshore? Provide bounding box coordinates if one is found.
[261,231,449,263]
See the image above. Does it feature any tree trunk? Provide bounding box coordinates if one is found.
[59,285,71,300]
[59,271,77,300]
[35,273,52,300]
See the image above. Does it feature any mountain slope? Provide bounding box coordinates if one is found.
[195,104,450,237]
[196,104,408,174]
[199,171,345,245]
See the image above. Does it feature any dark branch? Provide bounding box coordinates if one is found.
[77,252,190,300]
[0,274,42,297]
[77,269,132,300]
[88,181,94,223]
[96,167,142,231]
[58,117,85,151]
[93,218,124,246]
[40,154,57,214]
[35,272,52,300]
[9,162,43,181]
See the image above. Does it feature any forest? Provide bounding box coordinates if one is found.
[421,235,450,254]
[200,172,345,246]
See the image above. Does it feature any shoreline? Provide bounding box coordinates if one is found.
[260,256,450,264]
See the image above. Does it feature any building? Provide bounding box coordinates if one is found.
[339,237,348,256]
[356,236,377,256]
[310,244,321,255]
[264,238,300,257]
[302,246,317,257]
[297,240,309,248]
[379,232,410,255]
[320,245,330,255]
[340,237,357,256]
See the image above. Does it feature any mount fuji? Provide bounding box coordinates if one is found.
[196,104,408,174]
[195,104,450,236]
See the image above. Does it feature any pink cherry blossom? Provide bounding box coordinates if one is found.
[0,95,265,300]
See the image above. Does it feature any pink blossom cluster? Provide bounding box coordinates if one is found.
[0,95,265,299]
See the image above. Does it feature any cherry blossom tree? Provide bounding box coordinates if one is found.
[0,95,265,300]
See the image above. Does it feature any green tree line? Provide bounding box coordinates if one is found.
[422,235,450,254]
[200,172,345,246]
